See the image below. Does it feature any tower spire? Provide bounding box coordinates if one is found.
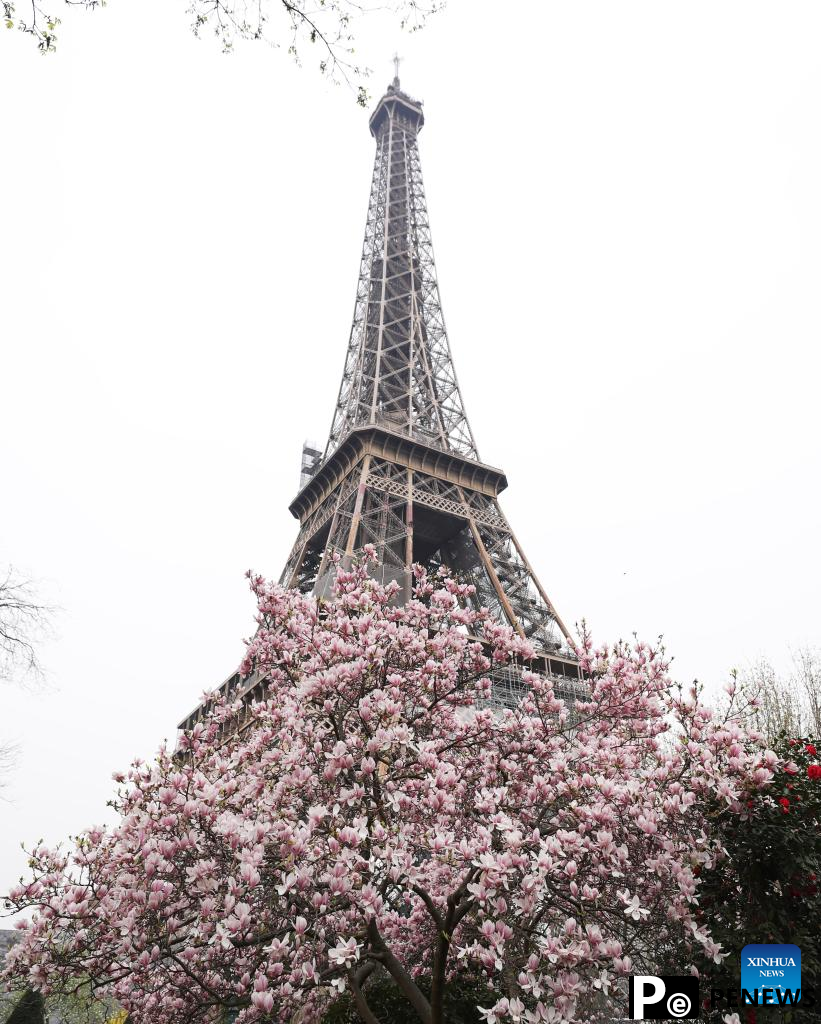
[392,52,401,88]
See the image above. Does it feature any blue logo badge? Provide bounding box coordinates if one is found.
[741,944,801,1005]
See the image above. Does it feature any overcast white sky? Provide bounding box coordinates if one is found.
[1,1,820,900]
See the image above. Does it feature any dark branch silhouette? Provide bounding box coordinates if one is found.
[3,0,441,104]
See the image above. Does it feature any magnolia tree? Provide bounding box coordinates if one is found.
[3,557,781,1024]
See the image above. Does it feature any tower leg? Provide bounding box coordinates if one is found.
[404,468,414,602]
[466,517,527,640]
[343,456,372,563]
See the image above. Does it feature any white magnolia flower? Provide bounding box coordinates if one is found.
[328,936,361,967]
[622,894,649,921]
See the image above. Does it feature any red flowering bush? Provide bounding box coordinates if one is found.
[687,730,821,1022]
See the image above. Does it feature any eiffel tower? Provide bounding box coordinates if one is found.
[178,74,582,736]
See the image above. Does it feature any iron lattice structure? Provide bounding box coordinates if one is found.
[324,86,476,462]
[280,79,574,662]
[178,78,582,736]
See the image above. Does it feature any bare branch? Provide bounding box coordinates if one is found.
[731,646,821,743]
[3,0,443,104]
[0,565,55,688]
[0,739,19,793]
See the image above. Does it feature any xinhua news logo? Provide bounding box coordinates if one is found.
[628,976,699,1019]
[740,943,801,1005]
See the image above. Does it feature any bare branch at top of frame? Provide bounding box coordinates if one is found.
[4,0,444,106]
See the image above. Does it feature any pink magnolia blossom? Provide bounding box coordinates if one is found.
[2,560,778,1024]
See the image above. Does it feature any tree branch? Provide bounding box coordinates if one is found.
[366,918,431,1024]
[347,960,382,1024]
